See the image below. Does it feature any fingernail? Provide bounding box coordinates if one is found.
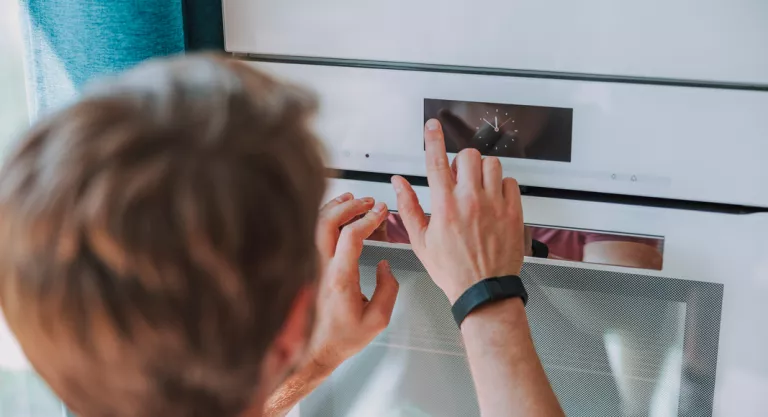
[335,192,353,202]
[426,119,440,131]
[372,202,387,213]
[361,197,375,205]
[381,260,391,272]
[391,176,403,193]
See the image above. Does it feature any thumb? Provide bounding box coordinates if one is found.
[364,260,399,330]
[391,175,428,250]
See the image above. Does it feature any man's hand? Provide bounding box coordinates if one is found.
[392,119,525,303]
[264,194,399,417]
[309,193,399,371]
[392,119,564,417]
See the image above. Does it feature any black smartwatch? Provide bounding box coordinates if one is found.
[451,276,528,327]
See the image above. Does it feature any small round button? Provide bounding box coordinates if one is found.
[631,175,637,182]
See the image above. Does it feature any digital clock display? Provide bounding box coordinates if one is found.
[424,99,573,163]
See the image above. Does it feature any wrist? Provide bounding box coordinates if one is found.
[264,355,334,417]
[298,351,338,382]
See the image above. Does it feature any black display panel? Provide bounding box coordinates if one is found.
[424,98,574,162]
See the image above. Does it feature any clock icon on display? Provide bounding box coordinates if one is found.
[477,109,517,135]
[424,98,573,162]
[471,108,520,155]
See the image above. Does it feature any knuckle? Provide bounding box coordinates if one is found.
[330,277,350,293]
[500,207,514,223]
[425,131,442,143]
[319,197,340,212]
[440,209,458,224]
[382,275,399,291]
[318,205,334,221]
[439,200,460,221]
[455,190,481,215]
[321,200,351,222]
[344,200,365,215]
[506,203,523,222]
[485,156,501,170]
[339,225,360,242]
[430,154,450,171]
[400,204,416,216]
[425,126,442,139]
[458,148,481,161]
[458,184,482,203]
[369,309,391,329]
[492,198,506,215]
[365,209,383,224]
[466,199,482,215]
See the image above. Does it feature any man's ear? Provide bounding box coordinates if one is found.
[259,284,316,386]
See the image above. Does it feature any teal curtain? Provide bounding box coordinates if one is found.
[20,0,224,118]
[183,0,225,51]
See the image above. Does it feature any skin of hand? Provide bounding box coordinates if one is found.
[392,119,564,417]
[263,195,399,417]
[393,120,525,303]
[367,214,390,242]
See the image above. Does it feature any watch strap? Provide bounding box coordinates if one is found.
[451,276,528,327]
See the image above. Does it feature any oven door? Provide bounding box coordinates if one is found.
[291,179,768,417]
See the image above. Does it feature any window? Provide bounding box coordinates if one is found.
[0,1,67,416]
[0,0,28,154]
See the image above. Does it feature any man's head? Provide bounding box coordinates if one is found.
[0,55,326,416]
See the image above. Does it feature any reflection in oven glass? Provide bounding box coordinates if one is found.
[535,286,685,416]
[367,213,665,271]
[528,225,664,271]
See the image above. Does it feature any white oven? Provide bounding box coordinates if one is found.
[223,1,768,415]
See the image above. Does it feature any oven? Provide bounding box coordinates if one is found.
[221,1,768,415]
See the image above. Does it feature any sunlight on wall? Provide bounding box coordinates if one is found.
[0,3,67,417]
[0,0,31,372]
[0,0,29,158]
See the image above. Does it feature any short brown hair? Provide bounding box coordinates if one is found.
[0,55,326,417]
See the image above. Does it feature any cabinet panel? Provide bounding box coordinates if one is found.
[224,0,768,84]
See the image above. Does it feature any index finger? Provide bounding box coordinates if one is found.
[424,119,454,194]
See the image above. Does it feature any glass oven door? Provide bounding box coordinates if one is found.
[291,179,768,417]
[299,246,720,417]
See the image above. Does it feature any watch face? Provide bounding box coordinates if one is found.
[424,99,573,162]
